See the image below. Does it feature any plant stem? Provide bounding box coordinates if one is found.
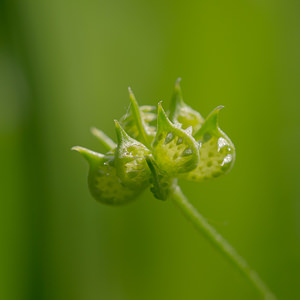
[170,186,276,300]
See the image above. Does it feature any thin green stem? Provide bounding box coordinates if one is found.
[170,186,276,300]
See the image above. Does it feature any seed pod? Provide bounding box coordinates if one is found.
[114,120,151,189]
[152,102,200,175]
[119,88,156,147]
[146,156,176,201]
[169,78,204,134]
[72,146,141,205]
[181,106,235,182]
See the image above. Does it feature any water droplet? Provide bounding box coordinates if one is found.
[221,154,232,166]
[177,137,183,145]
[182,147,193,156]
[165,132,174,144]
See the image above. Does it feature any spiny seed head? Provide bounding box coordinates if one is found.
[72,79,236,204]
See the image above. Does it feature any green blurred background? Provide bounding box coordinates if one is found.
[1,0,299,299]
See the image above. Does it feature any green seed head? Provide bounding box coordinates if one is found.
[72,79,235,204]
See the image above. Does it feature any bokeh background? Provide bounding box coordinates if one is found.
[1,1,299,299]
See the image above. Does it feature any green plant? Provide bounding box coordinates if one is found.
[72,79,276,299]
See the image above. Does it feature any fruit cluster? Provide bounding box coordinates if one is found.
[72,79,235,205]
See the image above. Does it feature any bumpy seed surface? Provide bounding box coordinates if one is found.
[153,131,198,175]
[176,106,204,134]
[88,162,140,205]
[121,144,151,188]
[183,136,234,182]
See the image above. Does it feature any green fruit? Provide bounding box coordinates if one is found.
[152,102,200,175]
[119,88,156,148]
[169,78,204,134]
[72,79,235,203]
[72,146,141,205]
[181,106,235,182]
[114,120,151,189]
